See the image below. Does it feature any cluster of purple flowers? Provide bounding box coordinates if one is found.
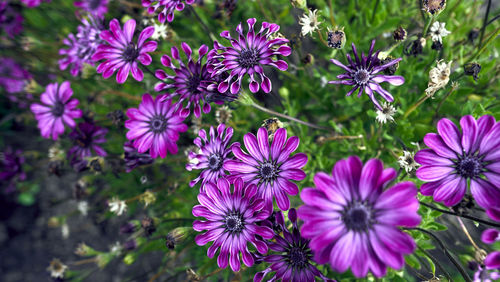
[142,0,195,23]
[0,57,32,107]
[0,0,23,38]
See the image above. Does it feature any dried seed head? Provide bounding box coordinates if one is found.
[423,0,446,15]
[468,28,479,43]
[141,216,156,237]
[47,258,68,279]
[186,268,201,282]
[393,26,407,41]
[464,62,481,81]
[380,56,399,75]
[405,38,425,57]
[431,40,443,51]
[327,28,346,49]
[139,190,156,207]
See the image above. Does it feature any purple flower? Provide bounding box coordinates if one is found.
[224,127,307,211]
[30,81,83,140]
[142,0,195,24]
[192,177,274,272]
[297,156,421,278]
[0,1,23,38]
[0,147,26,193]
[415,115,500,220]
[254,209,333,282]
[74,0,108,19]
[123,140,154,172]
[186,123,234,188]
[481,229,500,270]
[155,43,213,118]
[20,0,49,8]
[207,18,291,94]
[0,57,31,94]
[59,17,103,76]
[92,19,157,84]
[68,121,108,159]
[125,94,188,159]
[328,40,404,110]
[474,265,500,282]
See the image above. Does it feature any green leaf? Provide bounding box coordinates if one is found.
[18,192,35,206]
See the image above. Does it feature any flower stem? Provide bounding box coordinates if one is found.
[419,201,500,228]
[317,30,330,48]
[403,94,429,118]
[141,65,165,84]
[468,26,500,63]
[456,217,481,251]
[188,6,215,45]
[415,245,452,281]
[327,0,336,26]
[422,15,435,37]
[478,0,492,49]
[433,82,459,119]
[371,0,380,22]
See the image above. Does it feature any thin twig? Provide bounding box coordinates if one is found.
[478,0,492,48]
[327,0,336,26]
[456,217,481,251]
[416,245,452,281]
[420,201,500,228]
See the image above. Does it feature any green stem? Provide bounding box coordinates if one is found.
[327,0,336,26]
[371,0,380,22]
[416,245,452,281]
[420,201,500,228]
[403,94,429,118]
[468,27,500,63]
[422,15,435,37]
[478,0,492,49]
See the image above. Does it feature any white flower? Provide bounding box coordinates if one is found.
[47,258,68,279]
[299,9,321,36]
[320,76,328,87]
[398,151,419,173]
[61,223,69,239]
[109,241,122,255]
[77,201,89,216]
[425,60,452,97]
[375,102,397,124]
[108,198,127,216]
[429,21,451,43]
[151,23,168,40]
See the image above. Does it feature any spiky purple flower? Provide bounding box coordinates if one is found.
[186,123,234,188]
[481,229,500,269]
[224,127,307,211]
[59,17,103,76]
[68,121,108,159]
[0,147,26,193]
[254,209,333,282]
[207,18,291,94]
[192,177,274,272]
[155,43,212,118]
[0,1,23,38]
[0,57,31,94]
[92,19,157,84]
[30,81,83,140]
[142,0,194,24]
[328,40,404,110]
[125,94,188,159]
[123,140,154,172]
[74,0,108,19]
[298,156,421,278]
[415,115,500,220]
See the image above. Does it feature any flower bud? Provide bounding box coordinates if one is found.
[327,28,346,49]
[431,41,443,51]
[464,62,481,81]
[380,56,399,75]
[123,239,137,250]
[393,26,407,41]
[165,227,190,249]
[290,0,306,9]
[301,53,314,65]
[468,28,479,43]
[141,216,156,237]
[422,0,446,15]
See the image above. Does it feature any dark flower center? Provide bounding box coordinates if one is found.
[224,212,244,234]
[259,161,278,182]
[353,69,370,85]
[76,135,92,148]
[123,43,139,62]
[456,155,482,179]
[342,202,375,232]
[238,49,259,69]
[287,246,309,268]
[88,0,101,10]
[208,153,222,171]
[51,101,65,117]
[186,75,201,94]
[150,116,167,134]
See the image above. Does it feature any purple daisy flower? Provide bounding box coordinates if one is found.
[297,156,421,278]
[224,127,307,211]
[474,265,500,282]
[192,177,274,272]
[123,140,154,172]
[0,1,23,38]
[68,121,108,159]
[92,18,157,84]
[125,94,188,159]
[254,209,333,282]
[0,57,31,94]
[186,123,234,188]
[30,81,83,140]
[59,17,103,76]
[328,40,404,110]
[415,115,500,220]
[0,147,26,193]
[207,18,291,94]
[142,0,195,24]
[154,43,213,118]
[481,229,500,270]
[74,0,108,19]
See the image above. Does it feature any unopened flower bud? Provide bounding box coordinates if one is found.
[141,216,156,237]
[380,56,399,75]
[123,239,137,250]
[165,227,190,249]
[431,40,443,51]
[468,28,479,43]
[464,62,481,81]
[393,26,407,41]
[327,28,346,49]
[301,53,314,65]
[120,222,136,234]
[290,0,306,9]
[107,110,125,126]
[406,38,425,57]
[262,117,284,141]
[422,0,446,15]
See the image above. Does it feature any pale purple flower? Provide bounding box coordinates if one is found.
[125,94,188,159]
[328,40,404,110]
[0,57,31,94]
[142,0,195,24]
[481,229,500,270]
[0,1,23,38]
[0,147,26,193]
[474,265,500,282]
[224,127,307,211]
[123,141,154,172]
[92,19,157,84]
[30,81,83,140]
[207,18,291,94]
[186,123,234,188]
[192,177,274,272]
[74,0,108,19]
[298,156,421,278]
[155,43,212,118]
[415,115,500,220]
[68,121,108,159]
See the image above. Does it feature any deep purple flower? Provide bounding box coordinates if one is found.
[192,177,274,272]
[415,115,500,220]
[0,57,31,94]
[224,127,307,211]
[74,0,108,19]
[68,121,108,159]
[186,123,234,188]
[254,209,333,282]
[0,1,23,38]
[0,147,26,193]
[328,40,404,110]
[92,19,157,84]
[123,140,154,172]
[481,229,500,269]
[30,81,83,140]
[297,156,421,278]
[142,0,195,24]
[155,43,213,118]
[207,18,291,94]
[59,17,103,76]
[125,94,188,159]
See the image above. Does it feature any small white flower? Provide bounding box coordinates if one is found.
[108,198,127,216]
[47,258,68,279]
[77,201,89,216]
[425,60,452,97]
[151,22,168,40]
[320,76,328,87]
[299,9,322,36]
[215,105,232,124]
[375,102,397,124]
[61,223,70,239]
[429,21,451,43]
[109,241,122,255]
[398,151,420,173]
